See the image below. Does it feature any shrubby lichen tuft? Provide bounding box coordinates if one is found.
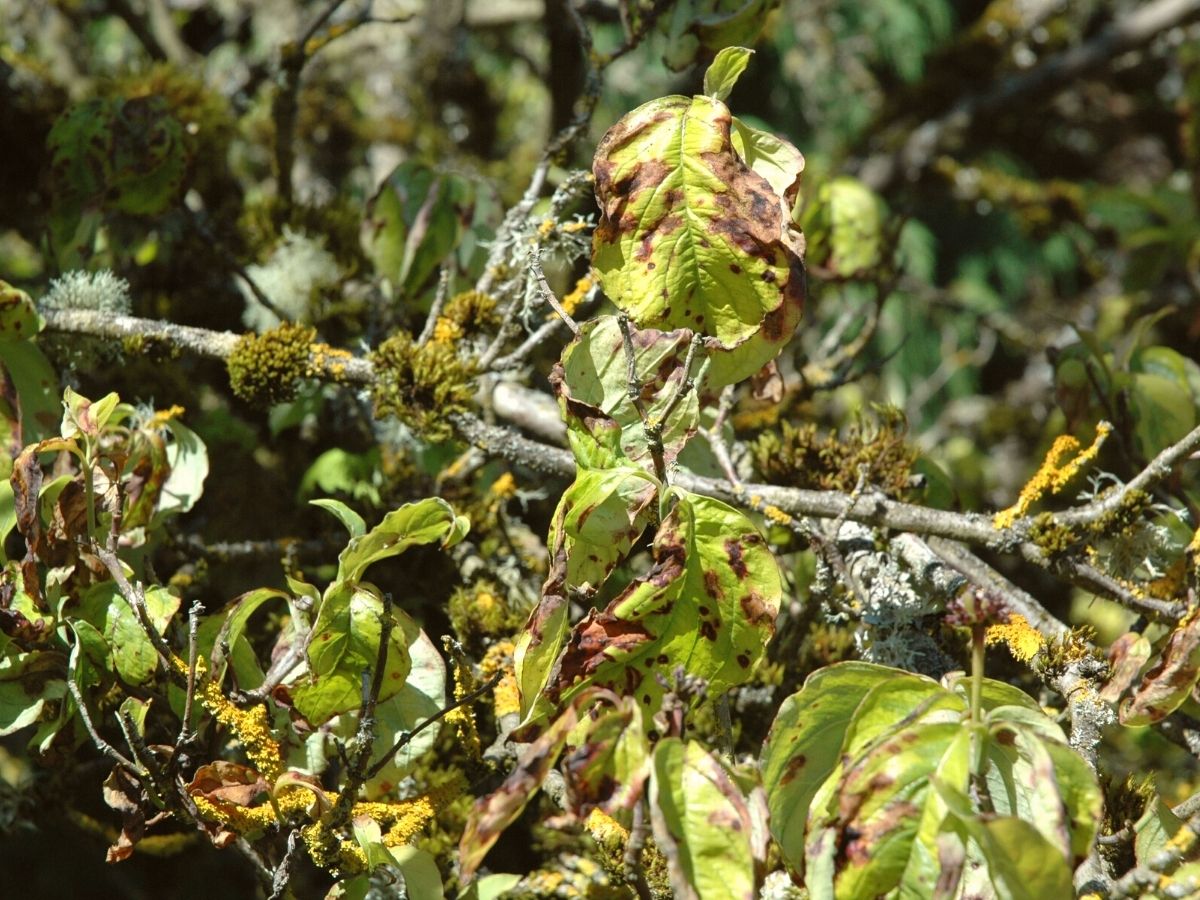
[226,322,315,406]
[240,227,340,332]
[42,270,133,315]
[368,329,473,442]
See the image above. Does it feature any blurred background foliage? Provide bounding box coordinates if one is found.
[2,0,1200,895]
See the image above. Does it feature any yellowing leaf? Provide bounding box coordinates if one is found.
[529,491,780,721]
[593,94,804,387]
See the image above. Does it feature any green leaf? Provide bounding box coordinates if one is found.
[531,490,780,721]
[555,316,704,471]
[760,661,897,868]
[457,874,522,900]
[1129,371,1196,459]
[363,161,477,299]
[649,738,759,900]
[392,845,445,899]
[292,584,412,726]
[351,814,399,872]
[933,779,1074,900]
[0,282,42,342]
[354,616,447,796]
[61,387,121,439]
[200,588,290,689]
[1134,796,1184,866]
[311,498,367,539]
[79,581,179,685]
[801,176,887,277]
[335,498,468,585]
[703,47,754,101]
[592,93,804,387]
[0,340,63,444]
[660,0,780,72]
[0,650,64,736]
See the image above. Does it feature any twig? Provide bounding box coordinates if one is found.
[67,679,139,772]
[328,591,395,827]
[529,250,580,337]
[176,600,205,751]
[418,267,453,346]
[366,672,502,779]
[269,829,304,900]
[1056,422,1200,528]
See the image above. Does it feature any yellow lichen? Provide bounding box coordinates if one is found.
[994,422,1111,529]
[490,471,517,499]
[585,809,671,898]
[984,614,1046,664]
[556,275,593,317]
[187,656,283,781]
[444,655,481,759]
[369,329,474,442]
[481,640,520,719]
[432,316,463,345]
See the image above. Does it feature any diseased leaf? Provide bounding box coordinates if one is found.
[293,584,412,726]
[459,705,578,882]
[649,738,758,900]
[1121,607,1200,725]
[549,466,657,595]
[898,728,971,898]
[592,93,804,387]
[554,316,705,471]
[0,282,42,343]
[807,721,961,900]
[562,690,650,814]
[760,661,896,868]
[703,47,754,102]
[533,491,780,721]
[1100,632,1152,703]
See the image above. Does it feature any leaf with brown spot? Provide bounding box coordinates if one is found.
[562,690,650,815]
[592,87,804,387]
[554,316,708,471]
[760,662,897,869]
[528,491,780,724]
[1100,631,1151,703]
[458,704,578,883]
[1121,607,1200,726]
